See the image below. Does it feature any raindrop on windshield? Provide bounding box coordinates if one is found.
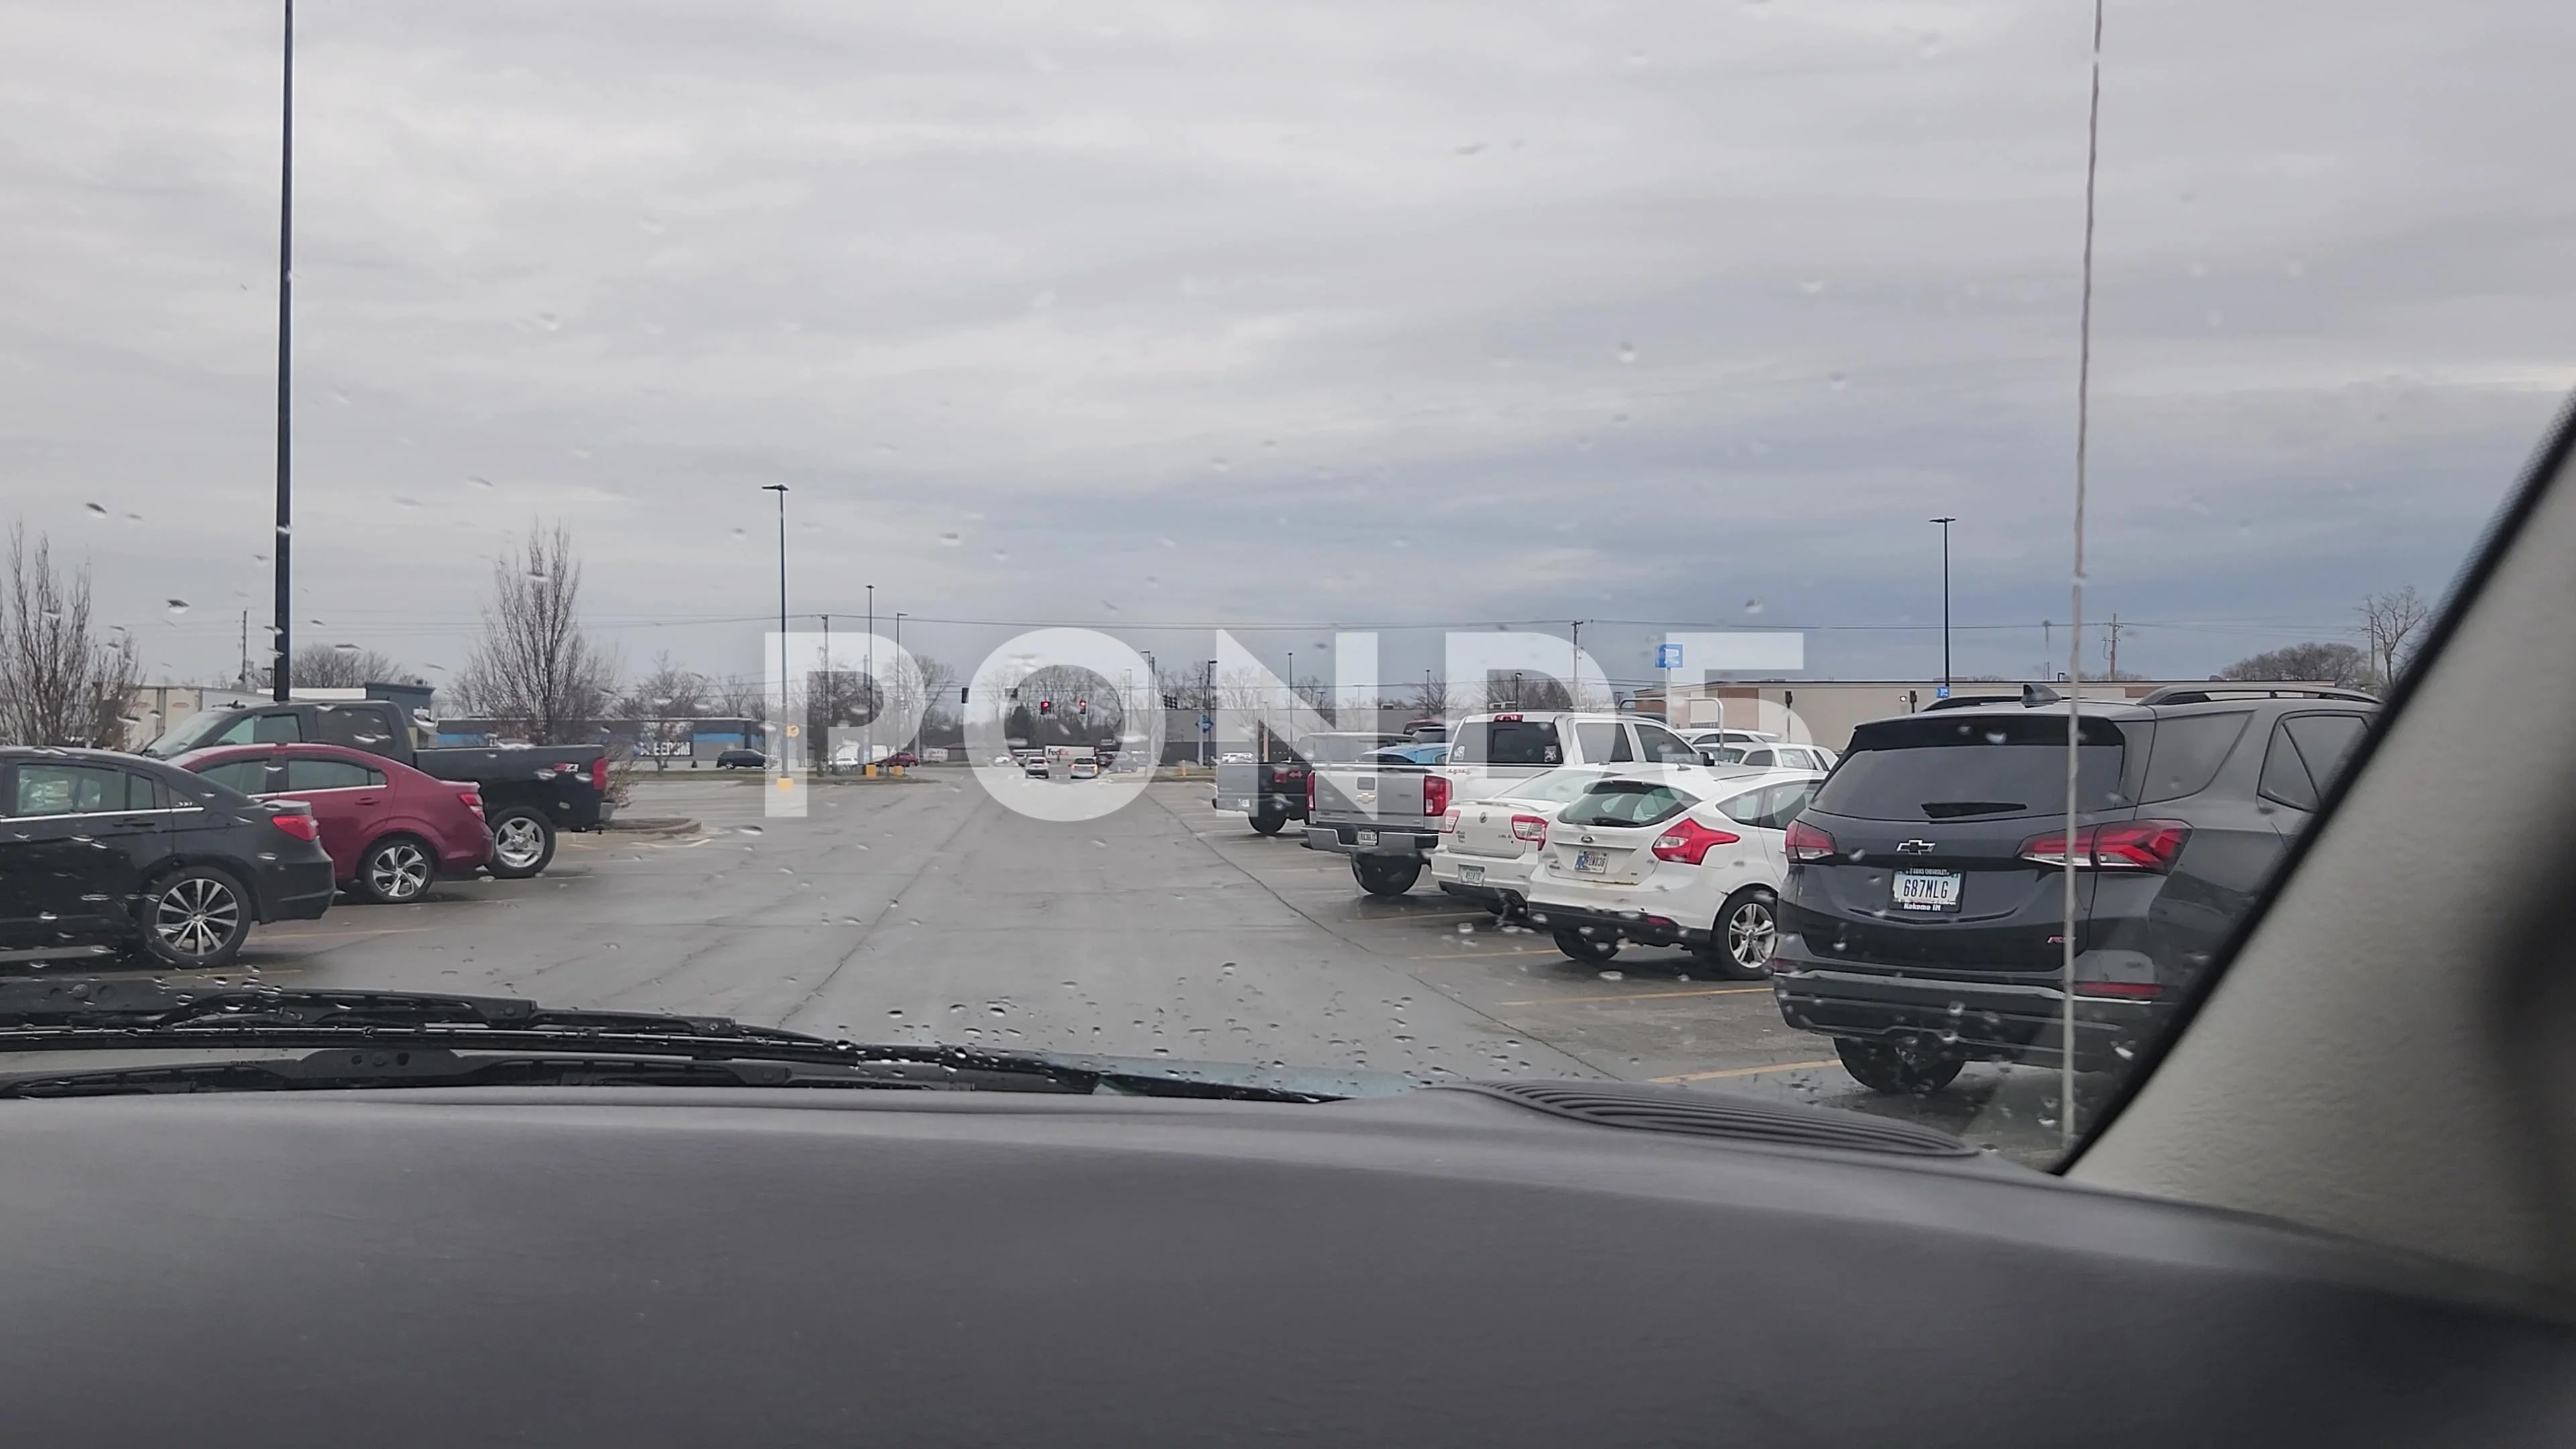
[85,502,107,517]
[1617,342,1637,364]
[939,532,961,546]
[165,599,190,616]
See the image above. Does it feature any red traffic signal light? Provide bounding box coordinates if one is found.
[1038,698,1053,714]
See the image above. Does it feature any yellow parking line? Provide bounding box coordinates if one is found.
[1497,985,1772,1006]
[1652,1059,1840,1084]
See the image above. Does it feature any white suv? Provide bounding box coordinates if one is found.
[1521,767,1826,978]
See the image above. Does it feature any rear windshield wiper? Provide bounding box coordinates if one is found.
[0,982,1338,1104]
[1918,800,2027,818]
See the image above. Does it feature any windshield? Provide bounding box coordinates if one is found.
[140,708,240,759]
[0,1,2546,1171]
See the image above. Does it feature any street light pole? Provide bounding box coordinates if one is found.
[270,0,295,700]
[894,612,906,749]
[865,584,874,755]
[1930,516,1958,691]
[761,486,789,751]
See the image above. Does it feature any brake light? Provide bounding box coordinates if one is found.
[1784,820,1835,863]
[1510,814,1549,843]
[1440,809,1460,834]
[1305,770,1317,814]
[268,810,320,842]
[1424,774,1451,817]
[589,755,610,792]
[458,790,485,820]
[1650,817,1739,865]
[2019,820,2192,871]
[1492,713,1522,722]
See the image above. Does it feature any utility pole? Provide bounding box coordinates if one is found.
[1202,659,1216,766]
[894,612,906,749]
[865,584,874,757]
[1930,517,1957,693]
[270,0,295,700]
[2106,614,2123,682]
[238,610,249,691]
[759,485,788,758]
[820,612,831,760]
[1569,620,1585,708]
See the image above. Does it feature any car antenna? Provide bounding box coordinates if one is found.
[2022,683,2061,708]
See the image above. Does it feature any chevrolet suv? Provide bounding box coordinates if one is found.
[1769,686,2376,1094]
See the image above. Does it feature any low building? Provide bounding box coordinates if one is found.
[1626,680,2350,751]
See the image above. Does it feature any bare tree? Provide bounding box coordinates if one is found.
[2358,586,2432,690]
[619,651,710,718]
[1408,674,1450,719]
[280,642,416,690]
[453,522,619,743]
[0,523,139,747]
[710,674,769,722]
[2218,641,2373,690]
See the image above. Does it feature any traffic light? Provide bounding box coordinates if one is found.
[1161,693,1180,709]
[1038,698,1053,715]
[959,686,970,703]
[1075,698,1088,716]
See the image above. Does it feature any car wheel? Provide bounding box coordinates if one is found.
[356,835,437,904]
[485,806,557,879]
[1552,925,1621,963]
[1351,856,1421,896]
[1249,806,1288,837]
[1834,1037,1966,1096]
[137,865,252,970]
[1702,887,1780,980]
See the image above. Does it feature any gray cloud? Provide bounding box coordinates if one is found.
[0,0,2566,691]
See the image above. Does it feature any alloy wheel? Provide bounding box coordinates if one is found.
[154,875,241,960]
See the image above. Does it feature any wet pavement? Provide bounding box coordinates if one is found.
[40,771,2090,1165]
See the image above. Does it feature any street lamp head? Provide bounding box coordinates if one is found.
[761,484,789,494]
[1930,515,1957,525]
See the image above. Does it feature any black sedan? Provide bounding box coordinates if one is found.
[0,747,334,969]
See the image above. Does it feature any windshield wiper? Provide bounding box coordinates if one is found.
[1918,800,2027,818]
[0,981,1339,1104]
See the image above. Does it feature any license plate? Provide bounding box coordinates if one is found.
[1457,863,1485,884]
[1894,869,1963,912]
[1575,849,1609,875]
[1356,829,1380,847]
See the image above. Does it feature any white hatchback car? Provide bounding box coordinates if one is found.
[1522,767,1825,979]
[1426,765,1617,915]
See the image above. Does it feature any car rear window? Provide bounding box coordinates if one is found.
[1497,768,1606,806]
[1451,720,1562,766]
[1561,780,1697,828]
[1812,714,2129,822]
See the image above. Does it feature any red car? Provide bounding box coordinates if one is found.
[173,743,492,904]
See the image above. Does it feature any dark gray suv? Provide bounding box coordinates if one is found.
[1769,687,2375,1094]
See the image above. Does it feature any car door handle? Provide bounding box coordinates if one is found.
[114,816,157,828]
[356,797,382,806]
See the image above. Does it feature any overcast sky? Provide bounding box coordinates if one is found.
[2,0,2569,696]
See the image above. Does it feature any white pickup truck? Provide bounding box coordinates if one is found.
[1303,711,1707,895]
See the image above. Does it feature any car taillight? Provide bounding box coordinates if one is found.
[1783,820,1835,863]
[268,810,320,842]
[1650,817,1739,865]
[459,790,485,820]
[2019,820,2192,871]
[1424,774,1451,817]
[1510,814,1549,843]
[1440,809,1460,834]
[1305,771,1317,813]
[589,755,610,792]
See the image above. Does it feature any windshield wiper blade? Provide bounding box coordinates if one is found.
[0,981,1340,1103]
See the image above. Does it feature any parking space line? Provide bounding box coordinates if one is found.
[1497,985,1772,1006]
[1652,1058,1840,1083]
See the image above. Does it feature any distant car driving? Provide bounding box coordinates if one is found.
[714,748,769,769]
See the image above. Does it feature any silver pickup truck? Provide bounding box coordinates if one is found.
[1304,712,1706,895]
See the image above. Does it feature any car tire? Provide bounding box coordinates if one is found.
[1552,925,1621,963]
[356,835,437,904]
[1249,806,1288,837]
[1702,887,1780,980]
[1351,856,1421,896]
[485,806,557,879]
[1834,1037,1966,1096]
[136,865,252,970]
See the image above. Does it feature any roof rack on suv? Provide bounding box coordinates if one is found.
[2133,684,2380,706]
[1919,695,2021,712]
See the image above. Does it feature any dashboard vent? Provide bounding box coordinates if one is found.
[1441,1081,1978,1158]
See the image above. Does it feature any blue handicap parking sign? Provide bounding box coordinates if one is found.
[1656,643,1683,669]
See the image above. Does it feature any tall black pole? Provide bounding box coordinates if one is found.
[271,0,294,701]
[1931,516,1958,690]
[763,485,788,749]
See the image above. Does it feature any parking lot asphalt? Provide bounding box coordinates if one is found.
[50,770,2082,1165]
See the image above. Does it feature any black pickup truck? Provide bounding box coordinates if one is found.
[1211,732,1395,837]
[142,700,612,879]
